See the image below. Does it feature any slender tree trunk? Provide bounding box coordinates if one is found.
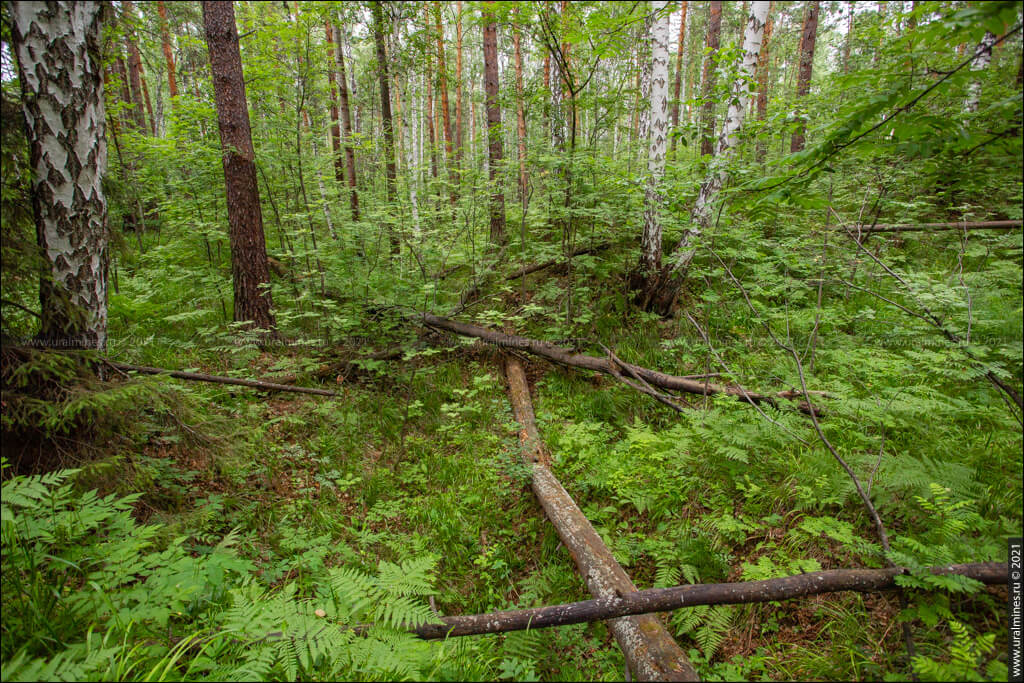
[670,0,688,152]
[637,9,654,148]
[424,36,439,181]
[455,1,464,158]
[637,1,671,294]
[202,1,275,330]
[482,2,506,245]
[11,1,110,350]
[157,1,178,100]
[842,1,854,73]
[372,1,399,253]
[333,24,359,221]
[122,2,148,134]
[666,2,771,301]
[790,0,819,153]
[512,12,529,207]
[755,2,774,162]
[325,19,344,184]
[433,2,457,204]
[699,1,723,157]
[964,31,996,113]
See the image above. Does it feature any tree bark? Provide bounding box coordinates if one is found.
[503,357,699,681]
[423,26,439,181]
[754,3,774,162]
[790,0,820,153]
[433,2,456,185]
[670,0,688,153]
[512,12,529,207]
[698,1,723,157]
[482,2,506,245]
[11,1,110,350]
[669,2,771,284]
[325,19,345,185]
[122,1,149,134]
[371,0,399,253]
[203,1,275,330]
[637,1,672,296]
[455,1,464,159]
[157,1,178,100]
[333,23,360,221]
[964,31,996,113]
[421,312,820,414]
[409,562,1006,640]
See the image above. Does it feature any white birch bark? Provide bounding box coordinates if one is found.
[671,1,770,274]
[639,1,671,274]
[636,8,655,146]
[964,31,996,113]
[12,2,109,350]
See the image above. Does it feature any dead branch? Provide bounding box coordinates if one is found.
[419,313,823,415]
[505,242,612,280]
[849,219,1021,233]
[103,360,340,397]
[503,356,698,681]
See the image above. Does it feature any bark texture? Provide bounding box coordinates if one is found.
[203,1,275,330]
[638,1,672,286]
[482,2,506,245]
[512,15,529,207]
[755,3,774,162]
[157,1,178,99]
[671,2,770,279]
[503,358,698,681]
[372,1,398,252]
[12,1,110,350]
[410,562,1006,640]
[325,19,344,185]
[790,0,820,153]
[698,1,723,157]
[670,0,688,152]
[964,31,996,113]
[332,24,359,221]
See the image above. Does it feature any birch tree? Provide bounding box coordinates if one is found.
[964,31,996,113]
[11,1,110,349]
[667,2,771,288]
[635,1,671,301]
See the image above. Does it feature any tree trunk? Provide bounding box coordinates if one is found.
[842,1,854,74]
[670,1,688,153]
[433,2,458,204]
[11,1,110,350]
[325,19,345,185]
[964,31,996,113]
[122,1,149,134]
[699,1,723,157]
[371,1,399,253]
[455,1,464,159]
[503,357,699,681]
[512,13,529,207]
[482,2,506,245]
[636,1,671,294]
[755,2,774,162]
[637,9,654,147]
[333,24,359,221]
[424,31,439,181]
[157,2,178,100]
[790,0,819,153]
[202,1,275,330]
[668,2,771,289]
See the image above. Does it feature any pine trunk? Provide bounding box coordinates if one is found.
[122,2,148,134]
[11,1,110,350]
[755,3,774,162]
[372,1,399,253]
[433,2,458,204]
[455,1,464,158]
[670,0,688,152]
[790,0,820,153]
[202,1,275,330]
[325,19,345,185]
[699,1,723,157]
[482,2,506,245]
[333,24,360,221]
[157,1,178,99]
[512,14,529,207]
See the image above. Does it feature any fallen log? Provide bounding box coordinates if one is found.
[503,357,698,682]
[421,314,822,415]
[410,561,1005,640]
[104,361,340,397]
[506,242,612,280]
[848,219,1021,233]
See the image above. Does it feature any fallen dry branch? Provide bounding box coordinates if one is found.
[850,219,1021,233]
[505,242,611,280]
[420,313,823,415]
[503,357,698,681]
[104,360,340,397]
[409,562,1004,640]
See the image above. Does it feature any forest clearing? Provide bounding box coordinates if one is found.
[1,0,1022,680]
